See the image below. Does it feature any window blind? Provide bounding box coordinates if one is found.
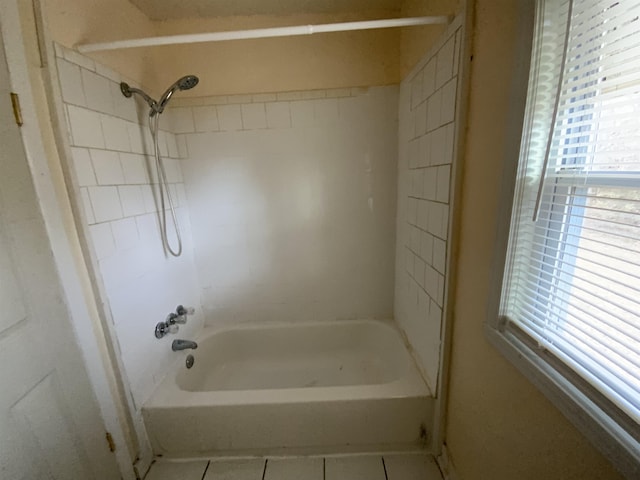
[502,0,640,425]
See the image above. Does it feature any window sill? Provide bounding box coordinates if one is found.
[484,322,640,479]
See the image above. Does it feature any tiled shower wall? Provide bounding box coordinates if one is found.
[394,20,462,392]
[166,87,399,325]
[54,44,203,410]
[54,22,458,414]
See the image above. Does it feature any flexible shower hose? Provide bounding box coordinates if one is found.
[149,114,183,257]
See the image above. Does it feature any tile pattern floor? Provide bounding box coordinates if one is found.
[145,454,442,480]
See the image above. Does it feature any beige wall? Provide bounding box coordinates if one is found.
[445,1,623,479]
[152,13,400,96]
[400,0,461,77]
[44,0,159,89]
[43,0,461,96]
[43,0,402,95]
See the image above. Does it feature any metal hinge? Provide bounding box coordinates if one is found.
[105,432,116,452]
[10,93,23,126]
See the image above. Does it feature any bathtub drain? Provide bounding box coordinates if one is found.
[186,354,195,369]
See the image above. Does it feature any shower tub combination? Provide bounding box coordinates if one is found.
[143,319,433,457]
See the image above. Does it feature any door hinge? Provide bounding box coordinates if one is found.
[10,93,23,126]
[105,431,116,452]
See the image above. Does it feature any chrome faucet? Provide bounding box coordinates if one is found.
[154,305,196,339]
[172,339,198,351]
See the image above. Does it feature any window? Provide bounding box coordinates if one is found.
[492,0,640,475]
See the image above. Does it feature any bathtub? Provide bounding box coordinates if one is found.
[143,319,433,457]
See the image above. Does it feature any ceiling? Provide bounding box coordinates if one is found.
[129,0,401,21]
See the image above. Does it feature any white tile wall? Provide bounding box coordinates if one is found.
[88,186,123,222]
[70,147,96,186]
[436,36,456,89]
[266,102,291,129]
[240,103,267,129]
[314,98,339,125]
[67,105,105,148]
[127,123,145,153]
[90,149,124,185]
[175,86,398,326]
[79,188,95,224]
[176,135,188,158]
[394,22,463,392]
[118,185,146,217]
[119,152,149,184]
[290,100,315,127]
[164,107,195,134]
[82,69,114,114]
[111,217,139,251]
[193,106,219,132]
[217,104,242,131]
[101,115,131,152]
[89,222,116,260]
[54,44,203,412]
[57,59,86,107]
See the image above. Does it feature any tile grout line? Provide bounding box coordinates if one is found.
[200,460,211,480]
[381,456,389,480]
[261,458,268,480]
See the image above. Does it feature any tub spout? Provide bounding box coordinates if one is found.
[172,339,198,351]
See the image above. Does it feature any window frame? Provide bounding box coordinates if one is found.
[486,1,640,477]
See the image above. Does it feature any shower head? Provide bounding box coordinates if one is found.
[157,75,199,114]
[120,74,199,117]
[177,75,199,90]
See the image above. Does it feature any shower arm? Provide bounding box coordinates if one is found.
[119,83,160,115]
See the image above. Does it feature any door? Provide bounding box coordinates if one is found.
[0,24,122,480]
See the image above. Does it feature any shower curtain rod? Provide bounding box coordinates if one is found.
[77,16,451,53]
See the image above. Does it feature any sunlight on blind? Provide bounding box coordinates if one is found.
[502,0,640,424]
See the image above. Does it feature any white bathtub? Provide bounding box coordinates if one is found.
[143,320,432,457]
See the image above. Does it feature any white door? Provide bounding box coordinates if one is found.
[0,24,122,480]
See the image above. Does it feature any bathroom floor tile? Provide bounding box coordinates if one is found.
[383,453,443,480]
[144,454,442,480]
[324,455,386,480]
[204,458,266,480]
[145,460,209,480]
[263,457,323,480]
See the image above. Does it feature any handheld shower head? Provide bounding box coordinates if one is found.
[120,75,199,117]
[118,74,199,258]
[157,75,199,114]
[177,75,199,90]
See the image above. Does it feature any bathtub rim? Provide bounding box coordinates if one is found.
[145,318,431,409]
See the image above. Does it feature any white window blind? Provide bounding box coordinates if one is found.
[502,0,640,427]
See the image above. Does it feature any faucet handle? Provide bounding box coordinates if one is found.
[176,305,195,316]
[155,321,178,339]
[166,312,188,325]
